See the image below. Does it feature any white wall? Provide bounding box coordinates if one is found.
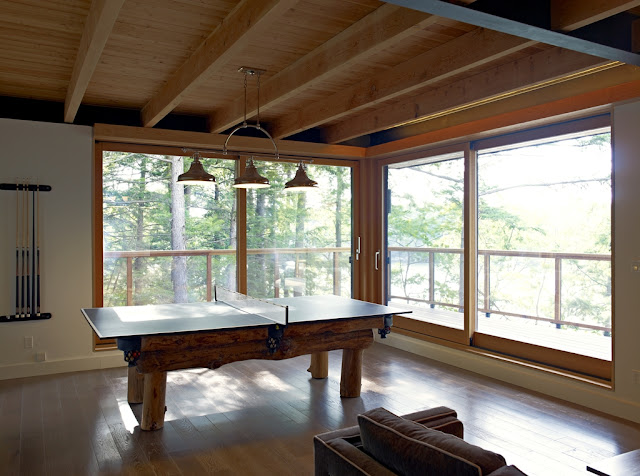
[381,99,640,424]
[0,118,122,379]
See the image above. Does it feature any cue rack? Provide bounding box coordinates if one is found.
[1,182,52,322]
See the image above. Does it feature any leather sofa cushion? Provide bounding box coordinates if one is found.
[358,407,506,476]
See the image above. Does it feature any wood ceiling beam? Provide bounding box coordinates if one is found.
[324,48,613,144]
[384,0,640,65]
[551,0,640,32]
[269,28,536,140]
[141,0,299,128]
[208,4,439,134]
[64,0,124,124]
[93,124,365,160]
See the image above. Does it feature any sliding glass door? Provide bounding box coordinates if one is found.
[384,117,612,378]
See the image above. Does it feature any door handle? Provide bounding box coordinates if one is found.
[375,251,380,271]
[355,237,361,261]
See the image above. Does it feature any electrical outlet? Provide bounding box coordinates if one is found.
[633,370,640,385]
[24,336,33,349]
[35,351,46,362]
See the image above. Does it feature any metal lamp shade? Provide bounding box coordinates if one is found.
[177,156,215,184]
[233,159,270,189]
[284,163,318,192]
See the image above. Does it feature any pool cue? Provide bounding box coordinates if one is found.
[21,182,27,317]
[25,182,31,317]
[35,184,41,316]
[15,186,20,317]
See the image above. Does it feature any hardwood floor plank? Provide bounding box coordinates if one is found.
[2,343,639,475]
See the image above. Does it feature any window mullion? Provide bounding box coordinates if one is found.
[463,145,478,346]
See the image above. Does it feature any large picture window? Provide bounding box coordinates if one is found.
[385,117,612,379]
[98,148,354,320]
[386,152,465,338]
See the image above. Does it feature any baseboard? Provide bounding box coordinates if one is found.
[0,352,126,380]
[377,333,640,424]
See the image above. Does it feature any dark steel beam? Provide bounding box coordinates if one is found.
[383,0,640,65]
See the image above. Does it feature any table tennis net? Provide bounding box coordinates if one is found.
[215,286,288,326]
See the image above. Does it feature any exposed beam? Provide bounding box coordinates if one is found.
[209,4,439,133]
[551,0,640,32]
[270,28,536,139]
[141,0,299,128]
[93,124,365,160]
[383,0,640,65]
[366,65,640,158]
[324,48,613,144]
[64,0,124,123]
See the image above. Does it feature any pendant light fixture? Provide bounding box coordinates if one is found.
[224,67,276,189]
[285,162,318,192]
[233,156,270,189]
[177,151,215,184]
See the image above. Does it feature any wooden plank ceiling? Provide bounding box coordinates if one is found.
[0,0,639,148]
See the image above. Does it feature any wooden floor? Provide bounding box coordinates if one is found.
[1,343,638,476]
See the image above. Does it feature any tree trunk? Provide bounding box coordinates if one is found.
[133,157,147,305]
[170,156,188,303]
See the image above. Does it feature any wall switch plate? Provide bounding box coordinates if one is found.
[35,351,46,362]
[24,336,33,349]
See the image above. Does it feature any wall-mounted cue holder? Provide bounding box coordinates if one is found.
[1,182,52,322]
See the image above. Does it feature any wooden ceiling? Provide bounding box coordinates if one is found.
[1,0,639,148]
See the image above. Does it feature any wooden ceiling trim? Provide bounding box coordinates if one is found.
[551,0,640,32]
[140,0,300,128]
[325,47,613,144]
[63,0,125,123]
[208,3,438,133]
[269,28,536,140]
[366,65,640,159]
[93,123,366,160]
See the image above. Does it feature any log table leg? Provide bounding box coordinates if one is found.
[308,351,329,379]
[127,366,145,403]
[340,348,364,397]
[141,371,167,431]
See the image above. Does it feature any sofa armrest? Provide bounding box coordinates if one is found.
[402,407,464,438]
[314,436,396,476]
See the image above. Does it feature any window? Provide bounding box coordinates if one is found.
[97,148,355,321]
[384,117,612,379]
[246,162,352,298]
[475,126,612,375]
[385,148,468,343]
[102,151,236,306]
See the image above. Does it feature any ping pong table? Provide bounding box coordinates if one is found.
[82,287,408,430]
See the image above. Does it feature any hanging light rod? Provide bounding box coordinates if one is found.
[181,147,312,164]
[222,66,279,161]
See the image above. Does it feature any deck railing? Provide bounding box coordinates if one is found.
[103,247,350,304]
[388,246,611,333]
